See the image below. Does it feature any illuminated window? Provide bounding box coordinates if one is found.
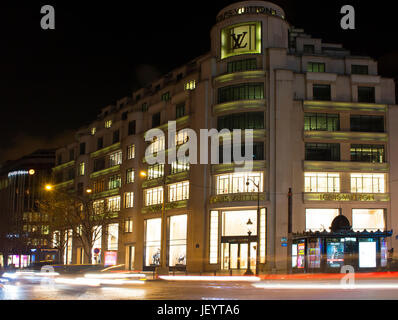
[305,209,340,232]
[304,113,339,131]
[304,172,340,193]
[109,151,122,167]
[175,129,189,146]
[215,172,263,195]
[148,136,165,154]
[93,200,105,215]
[352,209,385,232]
[171,159,190,174]
[92,226,102,264]
[126,168,135,184]
[227,58,257,73]
[351,173,385,193]
[351,144,385,163]
[144,187,163,206]
[105,120,113,129]
[107,196,121,212]
[144,218,161,267]
[209,211,219,264]
[78,162,85,176]
[307,62,325,73]
[259,208,266,264]
[124,192,134,209]
[222,210,257,237]
[168,181,189,202]
[91,127,96,135]
[125,218,133,233]
[93,179,105,193]
[64,229,73,265]
[107,223,119,251]
[168,215,187,267]
[108,174,121,190]
[148,164,164,180]
[127,145,135,160]
[218,83,264,104]
[184,80,196,91]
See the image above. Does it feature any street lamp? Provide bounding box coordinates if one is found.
[244,218,254,276]
[246,178,260,276]
[140,169,169,276]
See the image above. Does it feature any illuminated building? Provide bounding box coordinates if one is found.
[52,1,397,273]
[0,149,57,268]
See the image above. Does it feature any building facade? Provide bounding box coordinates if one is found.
[0,149,57,268]
[52,1,397,273]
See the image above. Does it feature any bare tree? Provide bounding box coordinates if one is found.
[38,189,120,265]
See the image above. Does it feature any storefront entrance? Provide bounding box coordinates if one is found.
[221,237,257,271]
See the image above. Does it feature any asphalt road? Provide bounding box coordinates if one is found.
[2,278,398,300]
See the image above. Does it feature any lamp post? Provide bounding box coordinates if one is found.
[246,178,260,276]
[140,170,169,276]
[244,218,254,275]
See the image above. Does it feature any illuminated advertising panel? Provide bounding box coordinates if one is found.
[381,239,388,267]
[221,22,262,59]
[359,241,376,268]
[297,243,305,269]
[104,251,117,267]
[291,244,297,268]
[327,242,344,268]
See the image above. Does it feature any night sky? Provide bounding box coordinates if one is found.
[1,0,397,164]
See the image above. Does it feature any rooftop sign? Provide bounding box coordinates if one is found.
[216,5,285,23]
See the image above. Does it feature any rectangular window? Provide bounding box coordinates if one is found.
[313,84,331,101]
[92,156,105,172]
[152,112,161,128]
[351,65,369,75]
[350,115,384,133]
[169,215,188,267]
[144,187,164,206]
[79,143,86,155]
[305,143,340,161]
[358,86,375,103]
[171,159,190,174]
[209,211,219,264]
[108,174,121,190]
[128,121,136,135]
[93,200,105,215]
[218,83,264,104]
[144,218,161,267]
[124,192,134,208]
[112,130,120,144]
[78,162,85,176]
[93,180,105,194]
[184,80,196,91]
[176,103,185,118]
[148,164,164,180]
[350,173,385,193]
[161,91,171,102]
[168,181,189,202]
[126,168,135,184]
[91,127,96,135]
[109,151,122,167]
[308,62,325,73]
[97,137,104,150]
[127,145,135,160]
[142,103,148,112]
[105,120,113,128]
[215,172,263,195]
[350,144,385,163]
[125,218,133,233]
[306,209,340,232]
[175,129,189,146]
[69,149,75,161]
[107,196,121,212]
[304,113,339,131]
[304,172,340,193]
[303,44,315,54]
[148,136,165,154]
[219,142,265,163]
[352,209,385,232]
[217,112,265,131]
[227,58,257,73]
[107,223,119,251]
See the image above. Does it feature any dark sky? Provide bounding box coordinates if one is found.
[1,0,397,164]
